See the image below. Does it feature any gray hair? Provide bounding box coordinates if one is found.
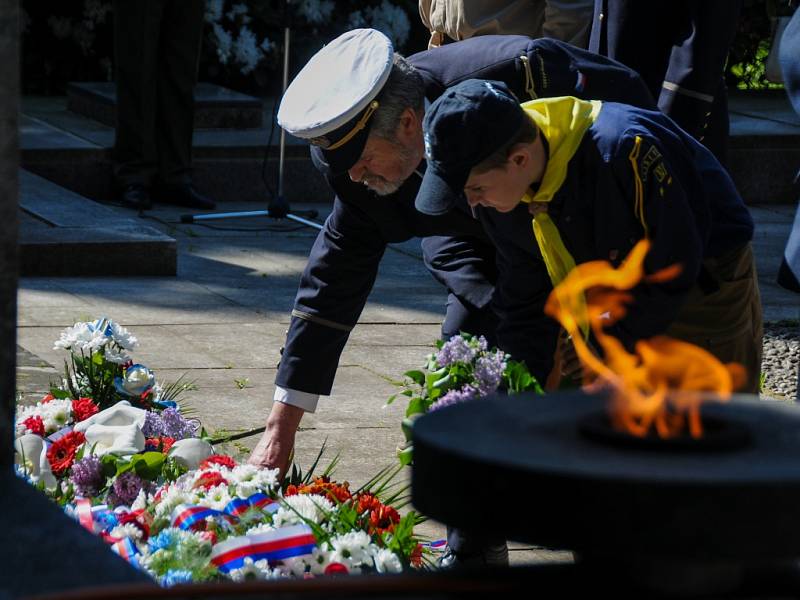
[370,53,425,141]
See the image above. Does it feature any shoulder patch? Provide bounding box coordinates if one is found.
[639,143,661,183]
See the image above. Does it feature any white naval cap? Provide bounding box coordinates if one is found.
[277,28,394,175]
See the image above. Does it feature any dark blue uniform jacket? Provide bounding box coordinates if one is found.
[277,36,657,395]
[479,102,754,379]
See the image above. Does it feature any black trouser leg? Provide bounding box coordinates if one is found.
[156,0,204,186]
[113,0,164,188]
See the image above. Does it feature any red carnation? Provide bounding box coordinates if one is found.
[199,454,237,470]
[193,470,228,490]
[46,430,86,476]
[410,543,423,568]
[71,398,99,423]
[41,393,55,403]
[145,436,176,454]
[23,415,45,437]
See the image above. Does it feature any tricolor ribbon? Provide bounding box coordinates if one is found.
[111,537,140,568]
[171,504,231,531]
[46,425,74,444]
[210,524,316,573]
[239,492,279,515]
[423,539,448,552]
[73,500,118,534]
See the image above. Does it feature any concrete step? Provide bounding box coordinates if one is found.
[67,81,264,129]
[19,169,176,276]
[19,91,800,207]
[21,97,328,206]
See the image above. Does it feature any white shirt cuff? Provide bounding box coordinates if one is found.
[273,386,320,413]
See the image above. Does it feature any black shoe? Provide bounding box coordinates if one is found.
[119,184,152,210]
[437,541,509,569]
[153,184,216,210]
[777,258,800,293]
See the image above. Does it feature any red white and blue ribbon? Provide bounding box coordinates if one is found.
[111,537,140,568]
[73,499,117,534]
[424,539,448,552]
[171,504,230,531]
[210,524,316,573]
[46,425,74,445]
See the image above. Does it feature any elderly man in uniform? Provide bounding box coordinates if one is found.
[416,79,762,395]
[247,28,655,566]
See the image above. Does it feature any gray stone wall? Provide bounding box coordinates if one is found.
[0,0,19,466]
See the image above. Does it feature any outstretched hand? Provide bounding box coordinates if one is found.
[247,401,305,480]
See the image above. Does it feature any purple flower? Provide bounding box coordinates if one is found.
[436,336,483,367]
[473,352,506,396]
[108,471,145,507]
[429,385,479,412]
[142,410,163,438]
[70,455,105,497]
[159,407,197,440]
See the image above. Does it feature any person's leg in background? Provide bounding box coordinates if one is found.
[112,0,164,209]
[151,0,215,209]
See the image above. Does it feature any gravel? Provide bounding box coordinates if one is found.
[761,320,800,401]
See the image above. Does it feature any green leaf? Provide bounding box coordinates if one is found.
[130,452,166,480]
[405,397,427,417]
[403,370,425,386]
[49,388,71,400]
[397,444,414,466]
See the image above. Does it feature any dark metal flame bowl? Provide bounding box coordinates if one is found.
[412,391,800,563]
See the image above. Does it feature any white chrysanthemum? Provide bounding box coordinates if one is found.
[229,464,279,495]
[108,321,138,350]
[153,485,191,520]
[205,0,225,23]
[198,483,232,511]
[279,556,313,577]
[53,322,109,353]
[373,548,403,573]
[245,523,276,536]
[131,488,150,512]
[37,399,73,433]
[226,3,248,20]
[297,0,334,24]
[212,23,233,65]
[273,494,334,527]
[328,531,373,572]
[234,26,264,75]
[227,557,282,582]
[110,522,144,541]
[103,346,132,365]
[306,546,337,576]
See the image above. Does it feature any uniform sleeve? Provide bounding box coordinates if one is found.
[604,133,709,346]
[658,2,740,139]
[275,196,387,396]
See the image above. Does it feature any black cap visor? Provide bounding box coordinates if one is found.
[415,163,469,216]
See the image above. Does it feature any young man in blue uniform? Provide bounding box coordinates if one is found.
[248,28,655,566]
[417,79,762,392]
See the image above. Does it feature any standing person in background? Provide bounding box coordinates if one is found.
[589,0,741,167]
[778,4,800,293]
[113,0,216,211]
[419,0,594,49]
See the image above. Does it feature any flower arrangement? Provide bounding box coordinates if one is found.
[389,333,543,464]
[14,318,428,586]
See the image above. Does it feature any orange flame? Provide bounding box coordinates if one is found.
[544,240,746,438]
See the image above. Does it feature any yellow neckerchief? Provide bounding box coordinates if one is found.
[520,96,602,339]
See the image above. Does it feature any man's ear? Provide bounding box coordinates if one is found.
[396,107,420,141]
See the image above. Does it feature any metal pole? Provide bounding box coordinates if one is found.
[179,0,321,229]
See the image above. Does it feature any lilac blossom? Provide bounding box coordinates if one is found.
[108,471,145,507]
[473,352,507,396]
[142,410,163,438]
[70,455,105,497]
[436,335,485,367]
[429,385,479,412]
[160,407,197,439]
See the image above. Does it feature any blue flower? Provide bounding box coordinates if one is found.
[148,529,179,553]
[162,569,194,587]
[114,364,155,398]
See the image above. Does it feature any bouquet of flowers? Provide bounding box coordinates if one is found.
[388,333,543,464]
[14,318,427,586]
